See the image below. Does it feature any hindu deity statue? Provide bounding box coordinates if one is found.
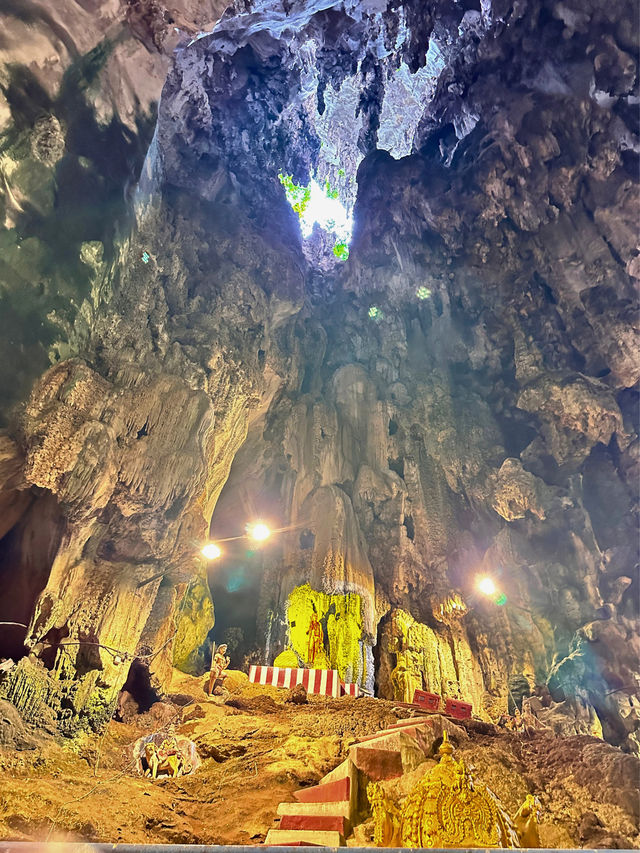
[208,642,230,694]
[306,609,325,666]
[143,736,191,779]
[391,648,423,703]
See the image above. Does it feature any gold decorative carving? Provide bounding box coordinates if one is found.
[368,730,521,848]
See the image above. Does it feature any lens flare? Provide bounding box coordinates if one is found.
[248,522,271,542]
[477,576,496,596]
[201,542,222,560]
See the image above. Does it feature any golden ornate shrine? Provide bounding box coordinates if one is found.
[368,731,528,848]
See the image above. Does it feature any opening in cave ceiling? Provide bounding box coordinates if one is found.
[274,23,447,262]
[151,2,462,272]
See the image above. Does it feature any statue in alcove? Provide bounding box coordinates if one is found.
[306,609,325,667]
[136,732,200,779]
[144,738,187,779]
[391,648,423,704]
[275,585,363,676]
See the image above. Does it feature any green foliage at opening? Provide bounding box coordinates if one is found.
[333,240,350,260]
[278,173,311,218]
[325,179,339,200]
[278,171,351,263]
[416,285,432,300]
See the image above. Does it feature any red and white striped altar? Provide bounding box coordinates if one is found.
[248,664,363,698]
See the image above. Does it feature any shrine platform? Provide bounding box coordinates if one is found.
[248,665,363,697]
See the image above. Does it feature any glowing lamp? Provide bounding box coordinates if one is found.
[201,543,222,560]
[248,522,271,542]
[477,576,496,597]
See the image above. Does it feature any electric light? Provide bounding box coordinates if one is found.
[201,542,222,560]
[477,576,496,597]
[247,522,271,542]
[416,285,432,300]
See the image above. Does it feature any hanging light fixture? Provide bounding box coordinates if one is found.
[247,522,271,542]
[476,576,497,597]
[201,542,222,560]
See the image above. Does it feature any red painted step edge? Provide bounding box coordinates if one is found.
[293,775,351,803]
[280,814,347,833]
[357,729,395,743]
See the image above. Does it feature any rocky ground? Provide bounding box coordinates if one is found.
[0,670,638,848]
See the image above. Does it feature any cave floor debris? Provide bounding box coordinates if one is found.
[0,670,638,847]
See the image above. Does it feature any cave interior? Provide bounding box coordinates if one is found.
[0,0,638,847]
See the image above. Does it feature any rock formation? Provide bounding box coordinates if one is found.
[0,0,637,752]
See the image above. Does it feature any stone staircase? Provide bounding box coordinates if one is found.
[265,711,467,846]
[265,757,356,846]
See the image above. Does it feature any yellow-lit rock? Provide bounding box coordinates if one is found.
[380,608,486,713]
[172,572,215,675]
[274,647,301,668]
[284,583,365,683]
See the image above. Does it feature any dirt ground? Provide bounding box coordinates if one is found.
[0,670,638,847]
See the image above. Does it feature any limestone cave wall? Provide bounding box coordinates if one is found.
[0,0,637,750]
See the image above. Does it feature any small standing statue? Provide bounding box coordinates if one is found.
[368,781,401,846]
[513,794,541,847]
[207,642,230,695]
[513,708,525,732]
[390,649,422,704]
[306,609,324,666]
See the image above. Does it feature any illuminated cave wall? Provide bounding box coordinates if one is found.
[376,609,486,710]
[0,0,637,750]
[274,584,366,685]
